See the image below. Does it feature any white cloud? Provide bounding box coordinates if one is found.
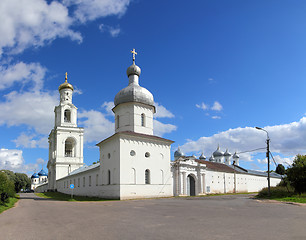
[101,101,114,115]
[153,119,177,137]
[109,26,121,37]
[64,0,130,23]
[0,0,81,56]
[0,148,47,174]
[211,101,223,111]
[0,62,46,91]
[196,102,209,111]
[0,0,130,57]
[13,133,48,148]
[211,116,221,119]
[99,24,121,37]
[155,103,174,118]
[0,90,57,134]
[181,117,306,164]
[78,110,114,143]
[0,148,23,170]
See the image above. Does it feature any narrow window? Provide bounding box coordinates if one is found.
[64,181,66,188]
[116,115,120,129]
[73,179,75,187]
[108,170,111,185]
[83,177,85,187]
[96,174,99,186]
[89,176,92,187]
[78,178,80,187]
[64,109,71,122]
[145,169,150,184]
[141,113,146,127]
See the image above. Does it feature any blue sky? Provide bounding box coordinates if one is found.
[1,0,306,175]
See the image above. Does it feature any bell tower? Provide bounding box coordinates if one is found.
[47,73,84,191]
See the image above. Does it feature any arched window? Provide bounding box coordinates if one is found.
[132,168,136,184]
[145,169,150,184]
[64,109,71,123]
[160,169,164,184]
[116,115,120,129]
[108,170,111,185]
[65,138,75,157]
[141,113,146,127]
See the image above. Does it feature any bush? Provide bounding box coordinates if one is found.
[257,186,293,199]
[0,172,15,204]
[286,155,306,194]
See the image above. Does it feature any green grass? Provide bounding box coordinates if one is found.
[271,194,306,204]
[35,192,115,202]
[0,195,19,214]
[256,186,306,204]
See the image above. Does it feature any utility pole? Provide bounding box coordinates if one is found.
[266,136,270,197]
[256,127,271,197]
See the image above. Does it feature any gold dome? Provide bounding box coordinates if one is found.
[58,72,74,91]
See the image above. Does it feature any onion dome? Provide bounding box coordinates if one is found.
[213,145,224,157]
[59,72,74,92]
[174,147,184,160]
[209,155,215,162]
[199,153,206,160]
[233,152,239,159]
[127,63,141,77]
[224,149,231,157]
[114,49,154,108]
[38,169,48,177]
[31,173,39,179]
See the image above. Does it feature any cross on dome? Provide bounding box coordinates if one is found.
[131,48,137,63]
[65,72,68,82]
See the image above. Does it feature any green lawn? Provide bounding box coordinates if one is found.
[35,192,115,202]
[269,194,306,204]
[0,196,19,214]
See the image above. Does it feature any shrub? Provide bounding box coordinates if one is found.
[286,155,306,194]
[257,186,293,199]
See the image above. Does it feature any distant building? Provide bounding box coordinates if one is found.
[31,169,48,190]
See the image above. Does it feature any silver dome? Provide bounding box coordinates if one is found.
[114,62,154,107]
[199,153,206,160]
[233,152,239,159]
[224,149,231,156]
[114,84,154,107]
[174,147,184,159]
[127,63,141,77]
[213,146,224,157]
[209,155,215,162]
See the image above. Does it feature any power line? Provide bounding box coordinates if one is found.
[237,147,266,154]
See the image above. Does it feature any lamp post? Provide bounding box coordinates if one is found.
[255,127,270,197]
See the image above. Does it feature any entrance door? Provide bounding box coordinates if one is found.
[188,175,196,196]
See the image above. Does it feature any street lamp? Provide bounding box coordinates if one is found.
[255,127,270,197]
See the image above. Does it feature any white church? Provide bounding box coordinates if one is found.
[35,50,281,199]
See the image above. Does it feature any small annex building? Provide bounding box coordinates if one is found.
[35,50,281,199]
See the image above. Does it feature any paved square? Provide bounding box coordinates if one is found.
[0,193,305,240]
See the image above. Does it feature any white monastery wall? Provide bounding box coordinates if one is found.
[119,136,173,199]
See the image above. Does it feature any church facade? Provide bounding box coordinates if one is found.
[36,50,281,199]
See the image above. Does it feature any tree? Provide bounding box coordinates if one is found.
[0,171,15,204]
[286,155,306,194]
[1,170,31,192]
[275,164,285,175]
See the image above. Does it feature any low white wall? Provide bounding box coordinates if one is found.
[35,183,49,193]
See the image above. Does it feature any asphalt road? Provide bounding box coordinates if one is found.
[0,193,305,240]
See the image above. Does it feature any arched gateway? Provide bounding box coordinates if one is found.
[187,174,196,196]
